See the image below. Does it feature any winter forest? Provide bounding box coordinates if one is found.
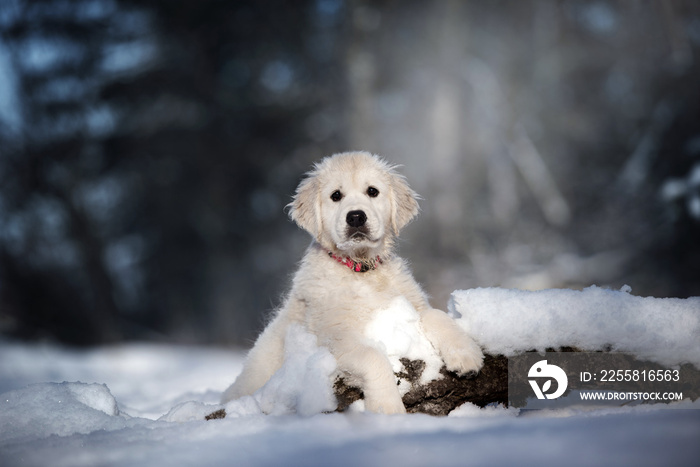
[2,1,700,466]
[1,0,699,347]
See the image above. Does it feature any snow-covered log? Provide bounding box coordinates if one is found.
[335,286,700,415]
[449,286,700,368]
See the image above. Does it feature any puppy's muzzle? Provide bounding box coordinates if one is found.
[346,210,370,238]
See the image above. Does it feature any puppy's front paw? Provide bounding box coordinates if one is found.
[365,397,406,415]
[364,387,407,415]
[441,337,484,376]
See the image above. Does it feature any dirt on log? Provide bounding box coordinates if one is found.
[334,354,509,416]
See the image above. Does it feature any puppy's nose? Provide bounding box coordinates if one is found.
[346,210,367,228]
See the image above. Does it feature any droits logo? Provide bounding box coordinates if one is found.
[528,360,568,399]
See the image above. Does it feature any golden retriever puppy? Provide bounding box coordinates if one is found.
[221,151,483,414]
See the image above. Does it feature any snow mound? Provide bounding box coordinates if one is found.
[449,286,700,368]
[0,382,138,443]
[0,341,242,419]
[365,296,444,390]
[160,324,339,421]
[218,324,338,418]
[255,323,338,416]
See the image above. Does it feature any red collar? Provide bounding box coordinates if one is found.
[328,252,382,273]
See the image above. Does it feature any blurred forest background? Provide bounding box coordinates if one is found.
[0,0,699,347]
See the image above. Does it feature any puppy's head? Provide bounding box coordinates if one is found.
[288,152,419,259]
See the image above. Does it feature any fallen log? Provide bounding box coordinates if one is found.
[334,349,700,416]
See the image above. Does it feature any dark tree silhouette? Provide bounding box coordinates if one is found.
[1,0,699,346]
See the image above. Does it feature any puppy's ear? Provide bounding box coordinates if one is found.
[389,170,420,235]
[287,172,322,238]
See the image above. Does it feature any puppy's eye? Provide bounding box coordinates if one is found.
[367,186,379,198]
[330,190,343,202]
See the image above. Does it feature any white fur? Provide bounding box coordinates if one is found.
[221,151,484,414]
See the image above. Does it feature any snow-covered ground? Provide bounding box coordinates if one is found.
[1,287,699,466]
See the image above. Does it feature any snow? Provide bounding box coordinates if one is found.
[365,296,444,388]
[1,286,700,466]
[225,324,338,417]
[0,342,239,419]
[450,285,700,368]
[0,382,129,444]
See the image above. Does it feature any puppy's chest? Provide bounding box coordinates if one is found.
[306,269,400,316]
